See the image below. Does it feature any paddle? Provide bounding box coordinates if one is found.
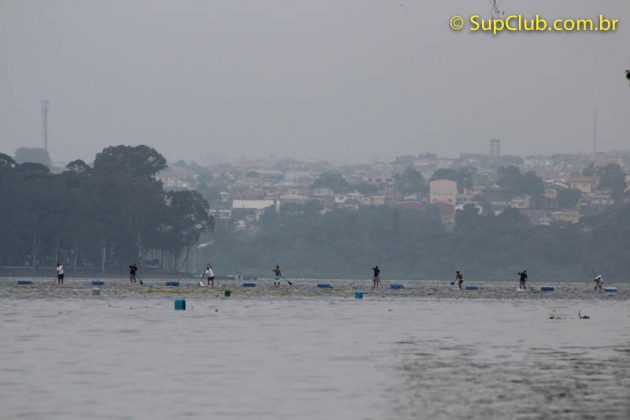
[285,277,292,286]
[137,274,144,285]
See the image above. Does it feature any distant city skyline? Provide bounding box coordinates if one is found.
[1,1,629,164]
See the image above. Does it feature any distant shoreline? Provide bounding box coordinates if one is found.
[0,267,195,279]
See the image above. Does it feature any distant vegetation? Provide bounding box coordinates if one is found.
[2,145,630,280]
[203,201,630,281]
[0,146,212,272]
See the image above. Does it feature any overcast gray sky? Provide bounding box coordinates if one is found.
[1,0,629,164]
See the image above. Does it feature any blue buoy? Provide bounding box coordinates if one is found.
[541,286,555,292]
[603,287,617,292]
[92,280,105,286]
[174,297,186,310]
[242,282,256,287]
[166,281,180,287]
[465,285,480,290]
[354,290,363,299]
[17,280,33,285]
[390,284,404,290]
[317,283,333,289]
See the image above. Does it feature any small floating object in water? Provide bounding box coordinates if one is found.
[174,297,186,310]
[317,283,333,289]
[354,290,363,299]
[242,282,256,287]
[541,286,555,292]
[390,284,404,290]
[92,280,105,286]
[464,285,480,290]
[166,281,180,287]
[603,287,617,292]
[92,288,101,296]
[578,311,590,319]
[224,290,231,297]
[17,279,33,285]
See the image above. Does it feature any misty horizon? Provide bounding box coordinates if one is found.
[1,0,629,164]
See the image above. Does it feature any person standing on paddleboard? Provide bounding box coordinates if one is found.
[453,271,464,290]
[273,265,282,286]
[56,263,64,285]
[372,265,381,289]
[129,263,138,284]
[205,263,215,287]
[593,274,603,291]
[518,270,528,290]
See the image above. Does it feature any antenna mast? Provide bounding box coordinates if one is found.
[42,100,50,152]
[592,108,597,154]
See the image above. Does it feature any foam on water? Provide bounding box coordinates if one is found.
[1,277,629,419]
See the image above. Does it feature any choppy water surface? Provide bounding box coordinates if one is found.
[1,278,629,419]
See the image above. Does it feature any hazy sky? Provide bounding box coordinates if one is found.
[1,0,629,164]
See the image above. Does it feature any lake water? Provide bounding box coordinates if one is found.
[1,278,629,419]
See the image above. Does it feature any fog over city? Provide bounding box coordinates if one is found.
[4,3,630,419]
[1,0,629,164]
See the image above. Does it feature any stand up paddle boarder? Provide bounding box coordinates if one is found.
[452,270,464,290]
[129,263,138,284]
[56,263,64,285]
[593,273,603,291]
[518,270,528,290]
[205,263,215,287]
[272,265,292,286]
[372,265,381,289]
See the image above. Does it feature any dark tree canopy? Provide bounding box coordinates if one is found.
[0,145,210,272]
[94,145,167,177]
[557,188,582,209]
[199,200,630,280]
[312,171,350,193]
[66,159,92,174]
[597,163,627,200]
[431,168,458,182]
[394,167,427,196]
[497,165,544,198]
[0,153,17,169]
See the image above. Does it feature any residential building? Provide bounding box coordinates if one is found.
[429,179,457,205]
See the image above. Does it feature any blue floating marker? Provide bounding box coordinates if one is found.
[390,284,404,290]
[174,297,186,310]
[603,287,617,292]
[92,280,105,286]
[17,280,33,285]
[242,282,256,288]
[465,285,480,290]
[166,281,180,287]
[354,290,363,299]
[541,286,555,292]
[317,283,333,289]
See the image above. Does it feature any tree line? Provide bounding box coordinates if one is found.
[201,201,630,281]
[0,145,212,272]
